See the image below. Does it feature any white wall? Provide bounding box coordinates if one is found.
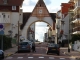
[3,10,23,37]
[43,17,53,26]
[61,14,69,40]
[19,9,23,24]
[0,12,11,23]
[73,41,80,52]
[4,12,19,36]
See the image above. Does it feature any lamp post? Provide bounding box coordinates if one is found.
[18,21,19,46]
[68,12,70,52]
[17,20,20,51]
[11,24,14,46]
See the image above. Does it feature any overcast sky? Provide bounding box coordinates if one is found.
[22,0,69,42]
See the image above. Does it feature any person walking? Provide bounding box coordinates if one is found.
[32,42,36,52]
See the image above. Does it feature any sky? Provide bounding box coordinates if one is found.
[22,0,69,42]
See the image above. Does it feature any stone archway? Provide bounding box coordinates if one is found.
[21,17,54,39]
[20,0,56,43]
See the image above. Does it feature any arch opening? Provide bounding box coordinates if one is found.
[27,21,55,43]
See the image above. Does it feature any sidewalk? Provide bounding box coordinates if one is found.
[61,47,80,60]
[4,44,17,57]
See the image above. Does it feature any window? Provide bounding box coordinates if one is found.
[2,13,5,18]
[75,2,77,7]
[8,15,9,18]
[3,14,5,18]
[40,4,41,7]
[78,0,80,6]
[38,4,42,7]
[12,6,16,10]
[3,0,7,4]
[19,42,29,45]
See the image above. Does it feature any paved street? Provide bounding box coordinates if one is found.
[3,42,76,60]
[4,47,71,60]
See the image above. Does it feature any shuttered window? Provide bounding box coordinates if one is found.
[12,6,16,10]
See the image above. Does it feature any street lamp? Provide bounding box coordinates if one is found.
[17,20,20,51]
[17,14,21,50]
[68,11,70,52]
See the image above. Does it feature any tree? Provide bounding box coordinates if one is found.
[70,34,80,44]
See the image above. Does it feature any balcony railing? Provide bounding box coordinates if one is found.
[73,26,80,32]
[74,1,80,8]
[70,6,75,10]
[72,23,80,28]
[73,14,80,21]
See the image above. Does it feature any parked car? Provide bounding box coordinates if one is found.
[22,40,33,49]
[46,43,60,55]
[0,50,4,59]
[18,42,31,52]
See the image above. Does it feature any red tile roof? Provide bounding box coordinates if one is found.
[61,3,71,14]
[0,0,24,6]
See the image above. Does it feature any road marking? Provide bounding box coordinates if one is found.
[39,57,44,58]
[60,58,65,59]
[49,57,54,59]
[28,57,33,58]
[6,57,13,59]
[5,56,67,59]
[17,57,23,59]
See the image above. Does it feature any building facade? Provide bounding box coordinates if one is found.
[56,10,62,43]
[56,0,74,45]
[71,0,80,34]
[0,0,24,38]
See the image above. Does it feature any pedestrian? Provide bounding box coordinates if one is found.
[32,42,36,52]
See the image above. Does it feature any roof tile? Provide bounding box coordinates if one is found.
[0,0,24,6]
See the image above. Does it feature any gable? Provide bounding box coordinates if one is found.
[31,0,51,19]
[20,0,56,30]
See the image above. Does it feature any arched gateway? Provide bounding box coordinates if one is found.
[20,0,56,42]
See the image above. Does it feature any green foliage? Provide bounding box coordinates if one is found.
[0,35,12,50]
[70,34,80,44]
[12,38,16,44]
[60,34,80,44]
[62,40,68,44]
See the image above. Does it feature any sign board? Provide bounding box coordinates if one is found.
[0,24,3,29]
[0,24,4,35]
[0,30,4,35]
